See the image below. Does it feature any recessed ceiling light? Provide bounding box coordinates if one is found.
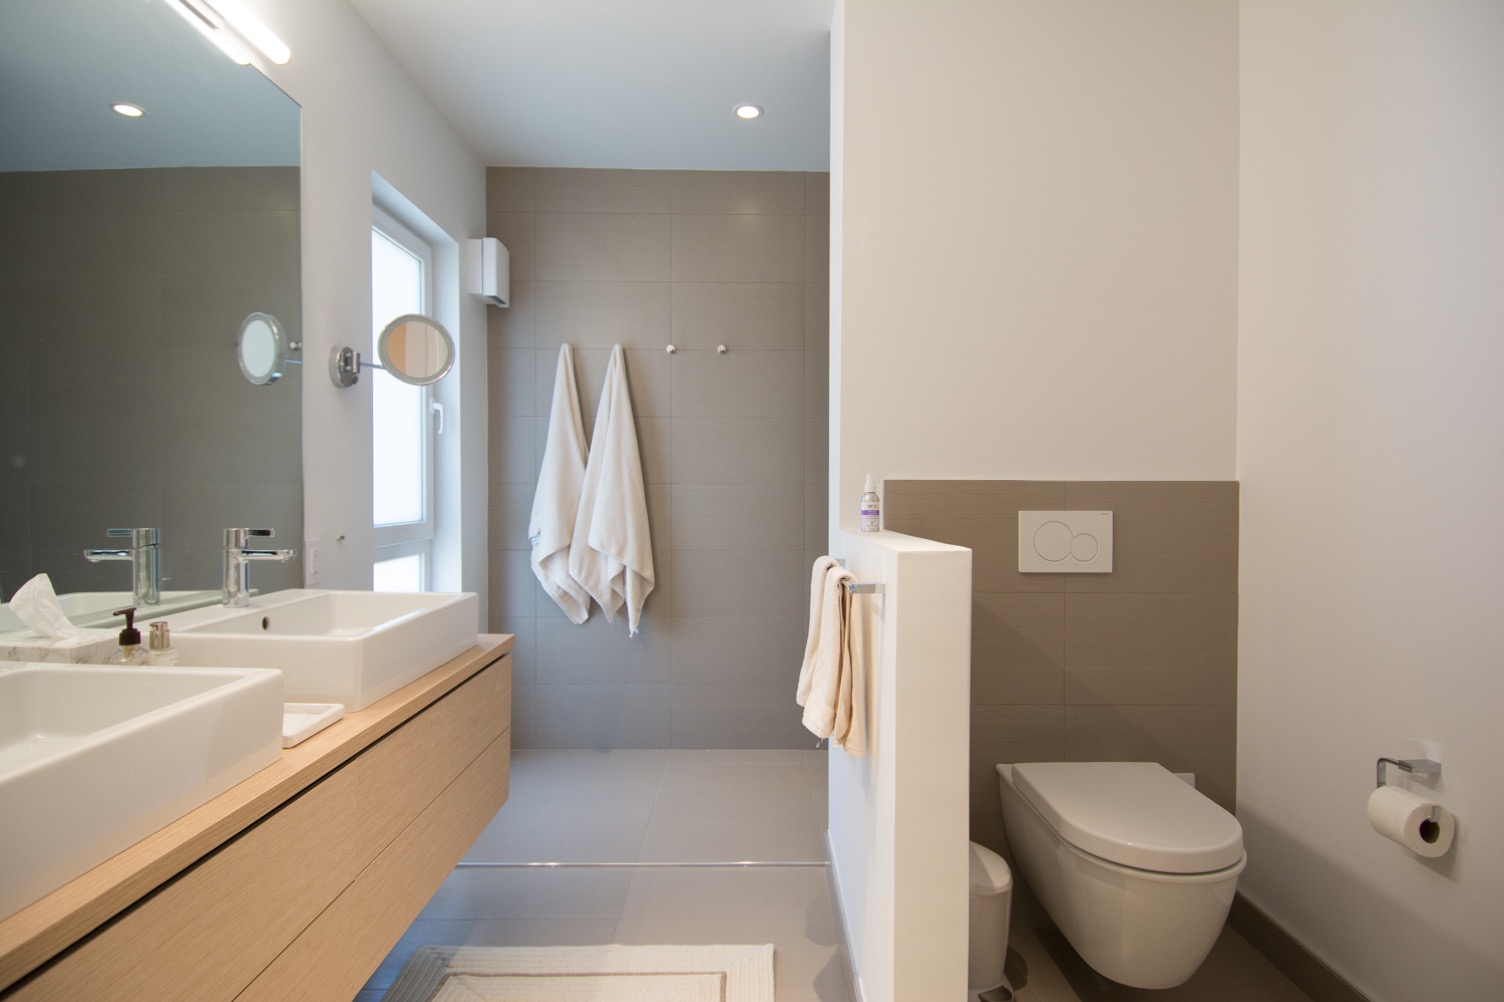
[112,103,145,118]
[734,104,763,121]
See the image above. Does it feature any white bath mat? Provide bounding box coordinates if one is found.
[382,943,775,1002]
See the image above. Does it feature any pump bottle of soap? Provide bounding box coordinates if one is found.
[147,621,178,666]
[108,607,150,666]
[860,474,882,532]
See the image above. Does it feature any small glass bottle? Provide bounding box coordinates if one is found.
[860,474,882,532]
[108,607,150,666]
[147,621,178,666]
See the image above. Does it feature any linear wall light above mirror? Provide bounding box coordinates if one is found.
[167,0,291,66]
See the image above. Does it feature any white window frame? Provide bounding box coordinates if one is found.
[372,204,436,587]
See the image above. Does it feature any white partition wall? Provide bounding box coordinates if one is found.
[827,530,971,1002]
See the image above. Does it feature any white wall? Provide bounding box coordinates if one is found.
[827,530,971,1002]
[832,0,1238,534]
[1237,3,1504,998]
[251,0,490,613]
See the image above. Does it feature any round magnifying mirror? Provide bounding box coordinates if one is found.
[237,312,298,385]
[376,314,455,386]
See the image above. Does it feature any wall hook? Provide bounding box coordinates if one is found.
[717,344,728,354]
[666,344,677,354]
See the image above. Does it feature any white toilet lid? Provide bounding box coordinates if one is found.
[1012,762,1244,874]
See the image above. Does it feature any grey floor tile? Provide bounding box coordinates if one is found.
[618,866,838,931]
[419,866,634,922]
[504,748,670,792]
[636,821,828,863]
[651,773,823,826]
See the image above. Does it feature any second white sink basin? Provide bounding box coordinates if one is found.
[171,590,479,710]
[0,663,284,922]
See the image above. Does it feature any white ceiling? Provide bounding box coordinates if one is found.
[346,0,834,172]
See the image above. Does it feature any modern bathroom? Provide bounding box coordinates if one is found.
[1,2,1500,1002]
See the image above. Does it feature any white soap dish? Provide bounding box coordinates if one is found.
[282,702,345,748]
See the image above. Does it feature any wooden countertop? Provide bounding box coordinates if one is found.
[0,635,514,993]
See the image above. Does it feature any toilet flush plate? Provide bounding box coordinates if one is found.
[1019,511,1113,573]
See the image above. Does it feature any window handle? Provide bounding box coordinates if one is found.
[430,400,445,434]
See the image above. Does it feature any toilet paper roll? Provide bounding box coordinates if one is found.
[1367,785,1454,858]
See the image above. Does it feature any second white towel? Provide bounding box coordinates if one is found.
[569,344,655,635]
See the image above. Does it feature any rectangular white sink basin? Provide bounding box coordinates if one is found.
[0,663,283,921]
[171,589,479,710]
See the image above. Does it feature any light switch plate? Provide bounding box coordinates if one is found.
[1018,511,1113,573]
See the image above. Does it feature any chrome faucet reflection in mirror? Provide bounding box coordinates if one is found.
[83,528,161,607]
[222,528,297,607]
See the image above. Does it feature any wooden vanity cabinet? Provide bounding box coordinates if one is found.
[0,639,512,1002]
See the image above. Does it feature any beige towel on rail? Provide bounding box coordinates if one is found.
[798,561,867,755]
[529,345,591,624]
[569,344,655,635]
[796,555,840,708]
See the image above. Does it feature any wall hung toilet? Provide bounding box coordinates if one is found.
[996,762,1245,990]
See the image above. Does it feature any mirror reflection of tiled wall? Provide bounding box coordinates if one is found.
[0,167,303,599]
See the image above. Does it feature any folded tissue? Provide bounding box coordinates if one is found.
[10,574,90,639]
[1,574,116,663]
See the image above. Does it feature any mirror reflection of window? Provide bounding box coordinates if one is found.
[371,205,434,590]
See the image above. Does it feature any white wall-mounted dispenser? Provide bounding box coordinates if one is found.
[466,237,510,308]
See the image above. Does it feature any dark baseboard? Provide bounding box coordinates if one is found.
[1230,894,1372,1002]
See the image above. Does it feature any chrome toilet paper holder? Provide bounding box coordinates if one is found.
[1376,757,1442,820]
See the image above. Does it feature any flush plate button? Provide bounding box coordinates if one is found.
[1019,511,1113,573]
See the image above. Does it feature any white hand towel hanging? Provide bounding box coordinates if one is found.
[796,555,840,708]
[569,344,655,634]
[799,563,853,740]
[528,344,592,624]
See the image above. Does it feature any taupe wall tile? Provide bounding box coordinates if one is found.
[672,548,805,619]
[536,212,671,282]
[488,481,534,552]
[1063,481,1239,593]
[972,704,1067,816]
[513,683,672,750]
[670,214,806,283]
[533,280,671,350]
[972,592,1066,705]
[672,483,804,551]
[489,168,829,749]
[671,683,814,749]
[670,171,806,215]
[671,417,803,485]
[535,613,671,685]
[670,282,805,351]
[669,615,806,686]
[533,168,672,214]
[670,349,805,418]
[804,173,830,215]
[1063,592,1238,705]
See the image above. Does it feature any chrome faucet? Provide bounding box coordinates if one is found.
[222,528,297,607]
[83,528,161,607]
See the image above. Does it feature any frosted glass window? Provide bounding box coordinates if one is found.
[373,553,423,593]
[372,228,425,527]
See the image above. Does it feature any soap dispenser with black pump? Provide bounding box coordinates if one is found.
[108,607,150,666]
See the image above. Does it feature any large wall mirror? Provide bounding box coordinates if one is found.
[0,0,303,608]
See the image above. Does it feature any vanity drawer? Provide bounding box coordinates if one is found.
[6,659,510,1002]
